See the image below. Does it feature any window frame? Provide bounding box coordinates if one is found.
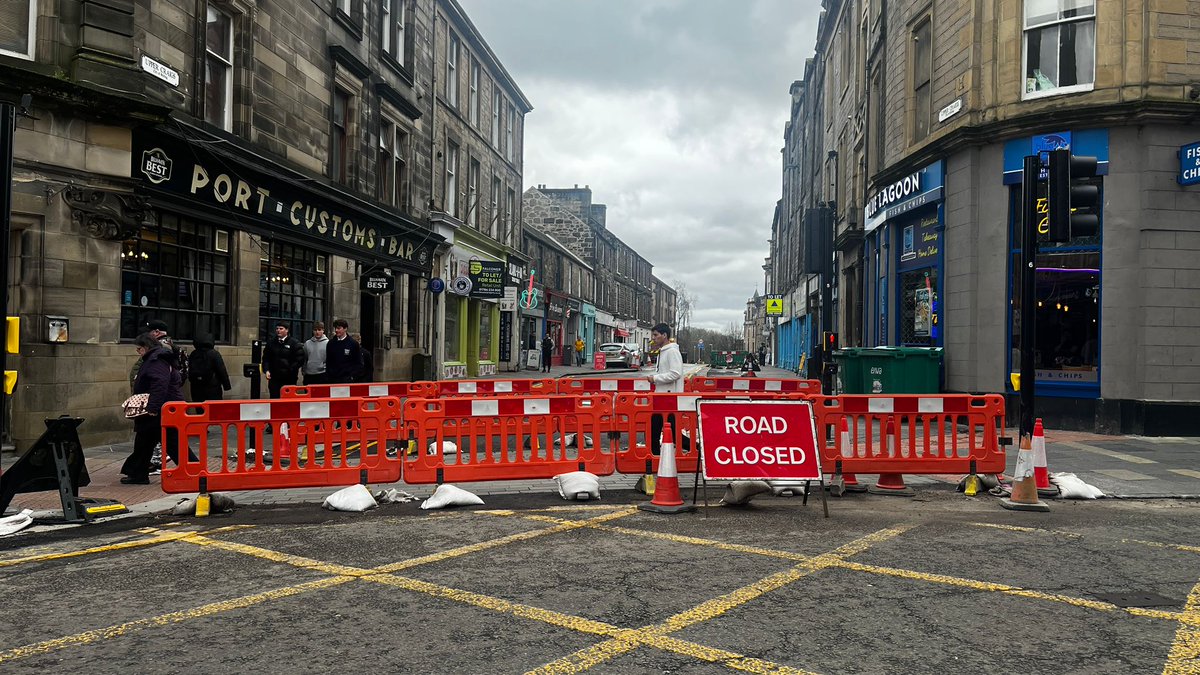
[380,0,405,66]
[491,85,502,149]
[1021,0,1096,100]
[910,16,932,143]
[489,174,501,240]
[446,31,460,108]
[258,239,329,343]
[467,157,480,230]
[204,4,235,131]
[444,140,459,217]
[469,59,481,127]
[506,104,515,162]
[0,0,36,60]
[331,88,352,183]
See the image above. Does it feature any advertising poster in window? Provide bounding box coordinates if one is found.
[902,225,915,261]
[913,287,931,337]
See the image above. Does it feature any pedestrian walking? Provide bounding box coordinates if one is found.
[352,332,373,382]
[302,322,329,385]
[644,323,690,455]
[131,319,188,393]
[121,333,194,484]
[187,334,231,402]
[325,319,362,384]
[758,344,767,367]
[574,337,585,366]
[541,334,554,373]
[263,321,304,399]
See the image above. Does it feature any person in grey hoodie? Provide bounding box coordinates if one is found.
[644,323,690,455]
[303,321,329,385]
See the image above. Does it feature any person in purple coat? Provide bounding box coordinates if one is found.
[121,333,193,484]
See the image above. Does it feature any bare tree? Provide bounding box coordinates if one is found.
[673,278,696,345]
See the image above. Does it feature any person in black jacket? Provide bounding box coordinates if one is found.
[188,334,232,402]
[262,321,304,398]
[325,318,362,384]
[352,332,373,382]
[121,334,192,484]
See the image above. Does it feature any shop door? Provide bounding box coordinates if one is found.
[359,292,377,355]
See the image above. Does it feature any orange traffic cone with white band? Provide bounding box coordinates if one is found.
[638,423,695,514]
[1001,433,1051,512]
[869,416,914,496]
[1032,419,1059,497]
[839,417,867,493]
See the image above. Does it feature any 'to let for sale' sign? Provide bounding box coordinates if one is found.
[697,400,823,481]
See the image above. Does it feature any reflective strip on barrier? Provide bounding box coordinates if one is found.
[558,378,653,394]
[812,394,1007,475]
[401,394,615,484]
[435,378,556,397]
[160,396,404,493]
[687,377,823,394]
[281,381,436,399]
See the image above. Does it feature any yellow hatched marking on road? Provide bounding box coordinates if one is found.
[1169,469,1200,480]
[971,521,1200,555]
[0,576,353,665]
[0,525,254,569]
[529,525,914,675]
[187,535,371,577]
[1163,578,1200,674]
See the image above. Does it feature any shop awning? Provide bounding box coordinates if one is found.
[615,329,630,337]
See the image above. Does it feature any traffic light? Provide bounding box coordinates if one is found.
[823,331,839,356]
[1047,148,1100,242]
[4,316,17,395]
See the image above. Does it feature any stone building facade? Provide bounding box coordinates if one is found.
[772,0,1200,434]
[0,0,522,450]
[521,224,593,366]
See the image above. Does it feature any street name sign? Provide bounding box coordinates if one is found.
[697,400,822,481]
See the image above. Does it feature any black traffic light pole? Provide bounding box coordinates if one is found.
[0,102,15,447]
[1019,155,1040,440]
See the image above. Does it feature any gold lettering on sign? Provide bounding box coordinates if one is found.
[190,164,210,194]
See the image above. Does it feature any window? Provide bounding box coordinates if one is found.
[444,297,462,362]
[205,5,234,131]
[489,175,501,240]
[389,272,423,347]
[469,60,480,126]
[259,240,328,341]
[505,188,516,246]
[407,274,420,339]
[911,17,931,142]
[377,119,409,208]
[444,141,459,216]
[331,89,351,183]
[446,32,459,107]
[491,86,502,148]
[381,0,405,65]
[0,0,36,60]
[467,158,480,230]
[506,104,515,162]
[1023,0,1095,98]
[120,215,231,342]
[478,309,491,361]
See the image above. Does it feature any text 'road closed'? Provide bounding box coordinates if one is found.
[698,401,822,481]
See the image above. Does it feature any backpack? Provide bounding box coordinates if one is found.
[189,350,211,385]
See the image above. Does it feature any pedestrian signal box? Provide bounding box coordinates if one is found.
[823,331,839,355]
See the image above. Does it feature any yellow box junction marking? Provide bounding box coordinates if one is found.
[971,521,1200,556]
[0,524,254,569]
[1163,579,1200,674]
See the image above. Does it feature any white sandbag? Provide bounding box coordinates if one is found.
[1051,472,1105,499]
[553,471,601,501]
[170,497,197,516]
[768,480,807,497]
[562,433,592,449]
[428,440,458,455]
[375,488,417,504]
[323,484,379,512]
[720,481,772,506]
[420,484,484,510]
[0,509,34,537]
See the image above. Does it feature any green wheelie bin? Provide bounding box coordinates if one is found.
[832,347,943,394]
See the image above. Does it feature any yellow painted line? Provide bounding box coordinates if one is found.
[0,525,253,569]
[1125,539,1200,555]
[652,566,820,635]
[1163,579,1200,674]
[183,534,370,577]
[1169,469,1200,480]
[639,634,817,675]
[0,576,353,665]
[969,522,1082,538]
[374,507,637,574]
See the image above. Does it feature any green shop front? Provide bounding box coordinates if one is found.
[442,237,506,379]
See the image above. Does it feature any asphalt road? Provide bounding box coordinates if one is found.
[2,487,1198,674]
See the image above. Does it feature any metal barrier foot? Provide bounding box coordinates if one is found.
[826,474,846,498]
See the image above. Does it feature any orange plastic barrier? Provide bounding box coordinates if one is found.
[160,397,403,493]
[608,391,811,476]
[401,394,616,484]
[687,377,823,395]
[281,381,436,399]
[811,394,1008,476]
[434,378,557,397]
[558,377,654,395]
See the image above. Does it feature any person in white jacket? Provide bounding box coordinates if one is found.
[644,323,690,454]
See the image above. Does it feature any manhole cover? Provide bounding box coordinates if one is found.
[1093,592,1179,608]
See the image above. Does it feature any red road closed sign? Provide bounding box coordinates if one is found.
[697,400,822,481]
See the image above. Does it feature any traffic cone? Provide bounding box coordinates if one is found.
[869,416,914,496]
[638,423,695,514]
[1001,433,1051,512]
[838,417,867,493]
[1032,419,1059,497]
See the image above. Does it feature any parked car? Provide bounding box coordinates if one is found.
[599,342,640,368]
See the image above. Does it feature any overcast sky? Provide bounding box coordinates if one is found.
[458,0,822,332]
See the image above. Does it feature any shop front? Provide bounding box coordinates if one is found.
[863,161,945,349]
[546,293,567,365]
[1003,129,1107,400]
[442,239,506,378]
[580,303,596,362]
[564,299,582,365]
